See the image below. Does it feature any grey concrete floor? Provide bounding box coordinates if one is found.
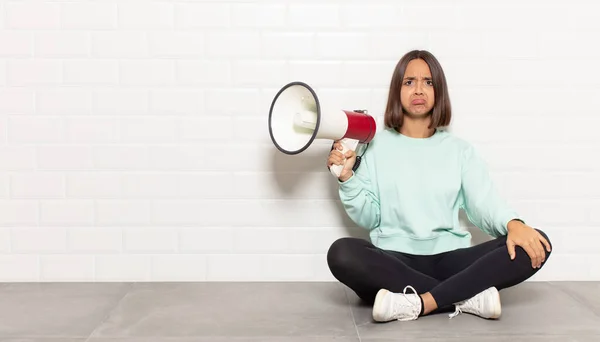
[0,281,598,341]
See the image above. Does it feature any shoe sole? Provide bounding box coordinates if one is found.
[372,288,390,322]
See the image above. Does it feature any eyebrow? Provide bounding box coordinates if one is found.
[404,76,432,80]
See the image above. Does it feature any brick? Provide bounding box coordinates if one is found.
[179,117,234,142]
[40,200,94,226]
[11,227,67,253]
[179,227,234,253]
[118,2,174,29]
[61,2,117,29]
[63,60,119,85]
[92,146,150,170]
[176,61,231,86]
[261,33,315,59]
[287,4,340,28]
[118,117,178,143]
[0,146,36,171]
[0,228,10,252]
[175,3,230,28]
[66,172,122,199]
[40,255,95,281]
[37,146,93,171]
[8,117,65,144]
[0,255,39,281]
[65,117,119,144]
[94,255,151,281]
[91,32,148,58]
[206,254,263,281]
[93,89,149,116]
[10,172,65,200]
[0,89,35,115]
[148,145,205,171]
[0,200,38,226]
[95,200,152,226]
[35,32,90,58]
[36,88,92,116]
[340,4,401,28]
[315,33,370,60]
[0,31,33,57]
[342,61,397,87]
[149,32,205,57]
[124,228,178,253]
[149,89,204,116]
[6,60,62,86]
[206,31,260,58]
[67,227,123,253]
[119,60,175,86]
[151,254,207,281]
[232,60,288,87]
[287,61,343,87]
[0,176,7,200]
[5,2,60,29]
[232,4,285,28]
[368,31,430,59]
[204,89,259,116]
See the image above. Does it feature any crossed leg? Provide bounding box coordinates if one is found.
[327,230,552,315]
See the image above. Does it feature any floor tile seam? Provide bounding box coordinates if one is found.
[84,283,137,342]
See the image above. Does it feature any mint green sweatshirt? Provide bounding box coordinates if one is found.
[338,128,522,255]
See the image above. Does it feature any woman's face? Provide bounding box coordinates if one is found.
[400,58,435,118]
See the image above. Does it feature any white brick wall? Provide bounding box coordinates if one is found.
[0,0,599,282]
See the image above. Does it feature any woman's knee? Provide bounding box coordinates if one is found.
[326,237,368,273]
[535,228,552,251]
[513,228,552,269]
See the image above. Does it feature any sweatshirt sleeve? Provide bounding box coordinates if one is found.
[460,143,523,237]
[337,150,381,231]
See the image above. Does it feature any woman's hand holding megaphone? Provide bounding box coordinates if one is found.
[328,140,356,182]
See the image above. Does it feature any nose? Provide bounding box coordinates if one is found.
[414,82,424,94]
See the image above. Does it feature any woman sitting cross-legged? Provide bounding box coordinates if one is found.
[326,49,552,322]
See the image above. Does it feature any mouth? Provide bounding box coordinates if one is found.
[411,99,426,105]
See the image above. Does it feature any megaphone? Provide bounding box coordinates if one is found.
[268,81,377,178]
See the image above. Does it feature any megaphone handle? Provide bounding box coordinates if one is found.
[329,138,359,178]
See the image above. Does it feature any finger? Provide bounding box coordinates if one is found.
[506,240,516,260]
[330,150,343,158]
[538,233,552,253]
[327,157,341,167]
[344,150,355,158]
[530,241,543,268]
[532,239,543,267]
[522,244,538,268]
[535,239,546,267]
[329,153,344,163]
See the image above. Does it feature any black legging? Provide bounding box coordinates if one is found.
[327,229,552,312]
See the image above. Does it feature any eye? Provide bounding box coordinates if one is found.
[404,80,412,85]
[426,80,433,86]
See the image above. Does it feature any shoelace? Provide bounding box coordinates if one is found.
[449,306,462,319]
[449,293,481,319]
[391,285,420,320]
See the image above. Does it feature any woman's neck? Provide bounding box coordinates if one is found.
[398,117,436,138]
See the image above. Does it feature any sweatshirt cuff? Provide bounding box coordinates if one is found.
[502,216,525,235]
[338,171,361,195]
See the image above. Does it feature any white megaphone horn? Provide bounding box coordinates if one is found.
[268,81,378,178]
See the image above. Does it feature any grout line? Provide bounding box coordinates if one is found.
[83,282,135,342]
[342,285,361,342]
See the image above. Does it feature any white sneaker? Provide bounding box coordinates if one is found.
[449,287,501,319]
[372,285,422,322]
